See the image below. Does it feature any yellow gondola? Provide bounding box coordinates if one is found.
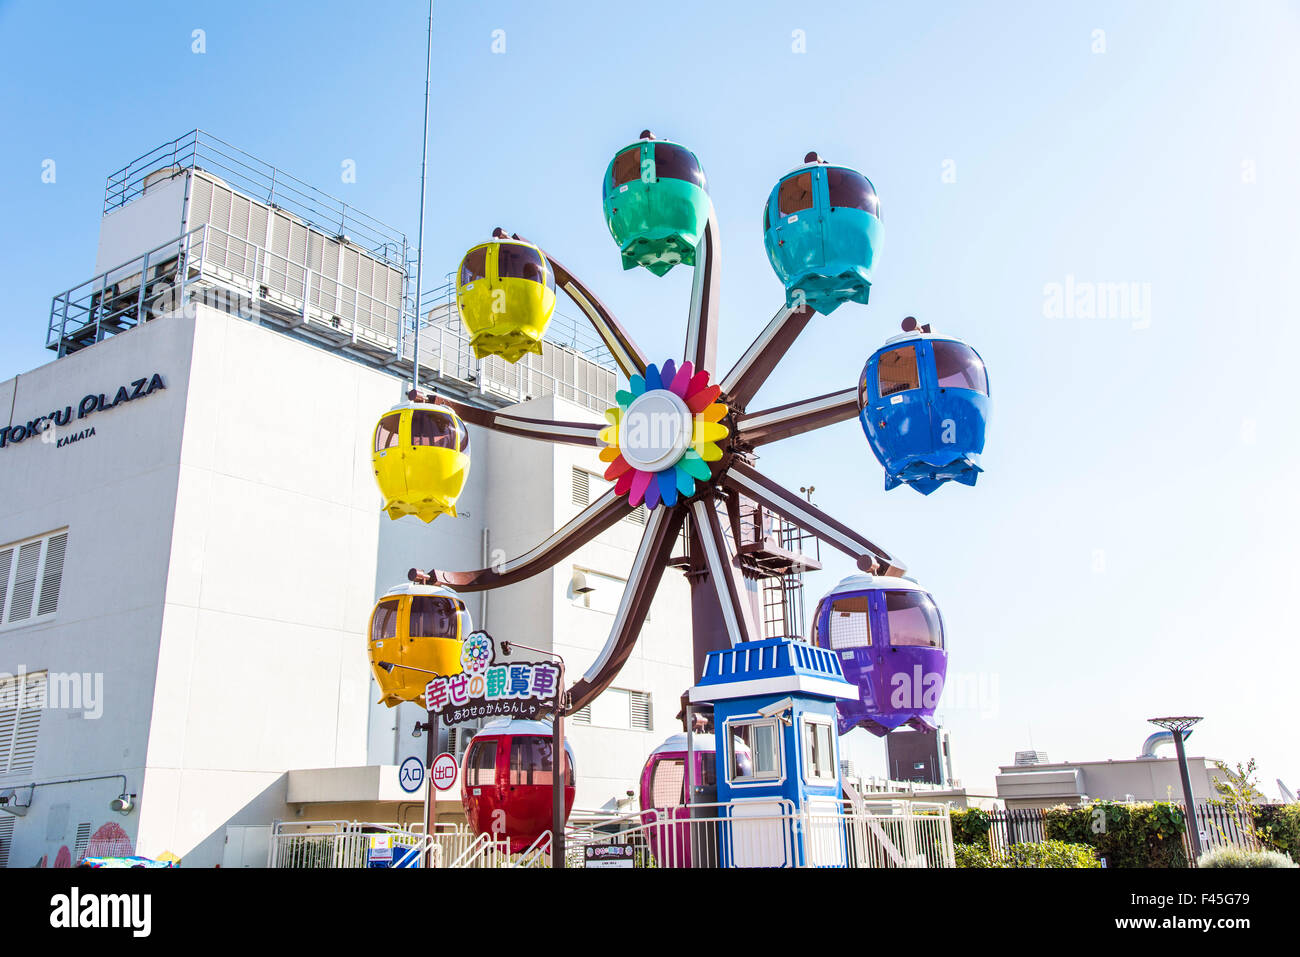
[371,401,470,522]
[455,230,557,363]
[367,583,470,708]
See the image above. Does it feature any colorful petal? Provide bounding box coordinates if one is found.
[700,402,727,423]
[684,370,712,399]
[693,420,729,444]
[628,469,652,507]
[655,469,679,507]
[604,454,633,480]
[686,384,722,413]
[598,445,621,463]
[644,363,662,392]
[614,470,636,496]
[659,359,677,390]
[615,389,637,407]
[644,476,662,510]
[603,406,622,427]
[674,465,696,497]
[669,361,694,397]
[696,441,723,462]
[629,374,646,397]
[598,425,619,445]
[679,449,712,480]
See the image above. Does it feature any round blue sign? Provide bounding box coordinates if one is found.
[399,756,425,794]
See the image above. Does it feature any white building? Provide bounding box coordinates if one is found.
[0,133,698,867]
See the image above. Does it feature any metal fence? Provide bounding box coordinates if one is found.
[47,223,618,415]
[267,820,476,868]
[567,800,955,869]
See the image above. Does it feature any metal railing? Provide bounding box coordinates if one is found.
[267,820,471,868]
[566,800,954,869]
[104,130,407,267]
[448,832,512,869]
[46,223,619,414]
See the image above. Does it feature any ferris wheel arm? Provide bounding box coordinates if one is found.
[542,253,649,380]
[683,208,722,374]
[725,461,907,576]
[734,387,859,447]
[418,488,631,591]
[567,505,687,714]
[430,394,603,447]
[719,302,814,411]
[689,498,758,646]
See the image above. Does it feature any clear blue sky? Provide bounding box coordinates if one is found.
[2,0,1297,797]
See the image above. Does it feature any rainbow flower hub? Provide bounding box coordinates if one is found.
[598,360,729,509]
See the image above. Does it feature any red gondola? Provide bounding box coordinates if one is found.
[460,718,576,854]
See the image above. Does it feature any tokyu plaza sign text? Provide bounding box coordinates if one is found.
[425,631,559,726]
[0,372,166,450]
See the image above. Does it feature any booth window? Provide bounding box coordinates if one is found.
[460,246,487,285]
[777,172,814,216]
[885,590,944,649]
[410,411,456,449]
[876,345,919,397]
[826,595,871,649]
[370,599,399,642]
[0,530,68,629]
[498,243,547,285]
[611,146,642,187]
[509,737,574,787]
[374,414,401,452]
[729,719,781,782]
[826,167,880,217]
[651,758,686,806]
[933,341,988,394]
[802,715,838,785]
[653,143,707,190]
[465,739,496,787]
[408,596,458,639]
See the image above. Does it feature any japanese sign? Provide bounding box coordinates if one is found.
[584,845,636,869]
[430,752,459,792]
[424,631,559,727]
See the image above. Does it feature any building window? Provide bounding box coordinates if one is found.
[729,719,782,783]
[0,817,12,869]
[0,530,68,629]
[572,467,648,525]
[0,669,46,776]
[571,568,648,620]
[580,688,652,731]
[801,715,838,786]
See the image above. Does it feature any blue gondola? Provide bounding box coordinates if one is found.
[762,152,882,315]
[858,318,990,495]
[809,574,948,737]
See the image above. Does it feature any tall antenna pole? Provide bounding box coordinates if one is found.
[412,0,434,395]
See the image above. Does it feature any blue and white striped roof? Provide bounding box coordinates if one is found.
[689,638,856,704]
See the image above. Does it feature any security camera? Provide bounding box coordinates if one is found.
[757,697,794,721]
[110,794,136,815]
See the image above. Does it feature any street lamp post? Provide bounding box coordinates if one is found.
[1149,716,1204,861]
[379,659,443,868]
[501,640,567,869]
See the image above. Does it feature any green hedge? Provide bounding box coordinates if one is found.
[1252,804,1300,864]
[1198,846,1297,869]
[949,807,992,848]
[955,840,1100,868]
[1044,801,1188,868]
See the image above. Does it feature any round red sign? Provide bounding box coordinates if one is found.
[430,752,459,792]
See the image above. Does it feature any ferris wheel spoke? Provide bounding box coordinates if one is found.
[568,505,686,714]
[543,252,648,379]
[417,488,630,591]
[720,302,814,411]
[429,394,602,446]
[689,498,757,646]
[725,461,907,576]
[683,208,721,374]
[735,387,859,446]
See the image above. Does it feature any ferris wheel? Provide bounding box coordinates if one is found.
[369,131,990,731]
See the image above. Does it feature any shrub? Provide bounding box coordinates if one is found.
[949,807,992,848]
[1045,801,1189,868]
[954,842,994,868]
[1252,803,1300,864]
[1198,846,1298,869]
[954,840,1099,868]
